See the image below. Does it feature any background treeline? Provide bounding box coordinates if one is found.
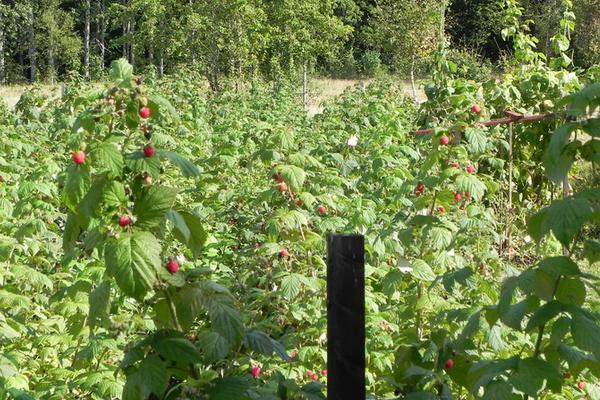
[0,0,599,88]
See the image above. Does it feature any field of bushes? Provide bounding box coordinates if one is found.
[0,12,600,400]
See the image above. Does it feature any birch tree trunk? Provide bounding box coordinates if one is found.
[84,0,91,79]
[28,6,36,82]
[0,17,5,84]
[410,54,418,103]
[130,19,136,67]
[99,0,105,70]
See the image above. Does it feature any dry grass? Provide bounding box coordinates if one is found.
[0,78,426,114]
[0,84,62,109]
[307,78,425,116]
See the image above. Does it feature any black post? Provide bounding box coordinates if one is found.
[327,234,365,400]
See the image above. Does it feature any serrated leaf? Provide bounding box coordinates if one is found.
[456,174,486,201]
[208,377,250,400]
[482,381,513,399]
[105,231,162,300]
[244,330,291,362]
[538,256,581,277]
[411,259,435,281]
[531,198,594,247]
[509,358,561,396]
[148,94,179,120]
[197,331,230,362]
[139,354,168,396]
[571,313,600,359]
[169,211,207,258]
[526,301,563,331]
[465,127,488,154]
[90,142,124,177]
[584,240,600,265]
[152,330,202,363]
[89,281,111,328]
[63,164,90,211]
[111,58,133,86]
[281,273,304,300]
[133,186,177,229]
[555,278,586,306]
[122,371,143,400]
[158,150,199,177]
[543,123,578,183]
[276,165,306,191]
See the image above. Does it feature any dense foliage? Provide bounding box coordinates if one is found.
[0,0,599,399]
[1,0,599,85]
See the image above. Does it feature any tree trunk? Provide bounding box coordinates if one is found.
[130,19,136,67]
[28,6,36,82]
[303,63,308,110]
[410,55,418,104]
[122,0,128,60]
[84,0,91,79]
[159,51,164,77]
[48,46,55,84]
[0,18,5,84]
[98,0,105,70]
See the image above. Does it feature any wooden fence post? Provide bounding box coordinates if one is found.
[327,234,365,400]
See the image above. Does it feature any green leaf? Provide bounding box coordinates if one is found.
[426,226,452,250]
[482,381,513,400]
[179,282,243,347]
[526,301,563,331]
[533,198,594,247]
[539,257,581,277]
[534,270,556,301]
[139,354,168,397]
[509,358,561,396]
[122,372,143,400]
[543,123,578,183]
[152,330,202,364]
[411,259,436,281]
[281,273,304,300]
[90,142,124,177]
[555,278,586,306]
[584,240,600,265]
[558,344,597,376]
[169,211,207,258]
[105,231,162,300]
[133,186,177,229]
[111,58,133,86]
[197,331,231,362]
[89,281,111,328]
[208,377,250,400]
[63,164,90,211]
[125,151,161,178]
[0,354,18,377]
[79,175,108,220]
[455,174,486,201]
[501,297,539,330]
[103,180,127,208]
[148,94,179,120]
[158,150,199,177]
[244,330,291,362]
[571,313,600,359]
[276,165,306,191]
[465,127,488,154]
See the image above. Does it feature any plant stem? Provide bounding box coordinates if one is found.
[164,288,183,332]
[532,276,562,358]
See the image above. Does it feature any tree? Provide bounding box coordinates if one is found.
[184,0,269,92]
[447,0,508,61]
[572,0,600,67]
[264,0,352,79]
[364,0,441,98]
